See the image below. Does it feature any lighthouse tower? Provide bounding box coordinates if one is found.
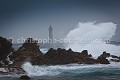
[48,25,53,43]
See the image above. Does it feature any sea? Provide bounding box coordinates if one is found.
[0,62,120,80]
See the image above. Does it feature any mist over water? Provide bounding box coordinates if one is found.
[65,22,120,57]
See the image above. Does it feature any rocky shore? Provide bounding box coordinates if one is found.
[0,37,120,75]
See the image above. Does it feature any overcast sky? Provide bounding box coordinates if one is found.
[0,0,120,42]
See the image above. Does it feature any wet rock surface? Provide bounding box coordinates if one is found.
[9,38,43,68]
[0,37,13,61]
[97,51,110,64]
[41,48,97,65]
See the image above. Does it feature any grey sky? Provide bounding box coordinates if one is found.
[0,0,120,42]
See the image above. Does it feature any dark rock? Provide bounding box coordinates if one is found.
[9,38,43,67]
[97,58,110,64]
[0,62,2,67]
[97,51,110,64]
[118,57,120,60]
[0,37,14,61]
[88,54,92,57]
[101,51,110,58]
[19,75,30,80]
[2,60,9,66]
[43,48,75,65]
[81,50,88,56]
[42,48,96,65]
[110,59,120,62]
[110,55,120,62]
[67,48,73,53]
[111,55,119,58]
[83,58,97,64]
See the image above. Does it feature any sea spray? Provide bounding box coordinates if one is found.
[22,62,120,77]
[65,22,120,57]
[22,62,61,76]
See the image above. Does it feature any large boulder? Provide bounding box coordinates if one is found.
[9,38,43,67]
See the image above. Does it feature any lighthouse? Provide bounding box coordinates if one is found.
[48,25,53,43]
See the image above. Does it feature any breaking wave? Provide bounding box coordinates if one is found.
[65,22,120,56]
[22,62,120,77]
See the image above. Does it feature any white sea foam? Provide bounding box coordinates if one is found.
[22,62,120,76]
[22,62,61,76]
[40,48,48,54]
[65,22,120,57]
[0,68,7,72]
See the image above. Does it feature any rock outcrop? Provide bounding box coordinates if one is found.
[9,38,43,68]
[0,37,113,67]
[40,48,96,65]
[97,51,110,64]
[0,37,14,66]
[0,37,13,61]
